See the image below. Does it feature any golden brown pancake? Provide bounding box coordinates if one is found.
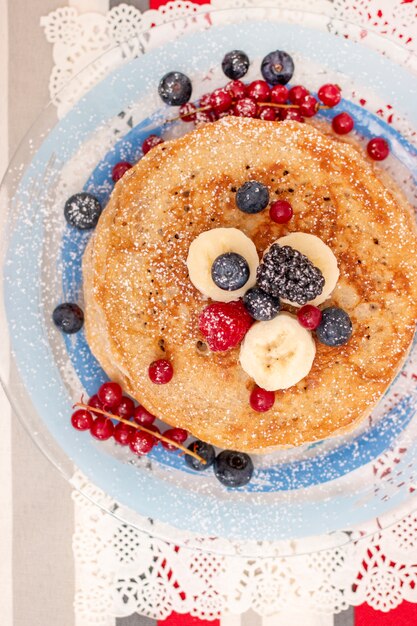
[83,117,417,452]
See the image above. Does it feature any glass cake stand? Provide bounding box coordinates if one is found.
[1,6,417,557]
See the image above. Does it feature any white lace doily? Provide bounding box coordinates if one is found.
[40,1,417,622]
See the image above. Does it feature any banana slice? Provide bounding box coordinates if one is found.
[186,228,258,302]
[277,233,339,307]
[240,312,316,391]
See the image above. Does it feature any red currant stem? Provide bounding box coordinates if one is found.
[167,104,213,123]
[74,402,206,464]
[257,102,331,110]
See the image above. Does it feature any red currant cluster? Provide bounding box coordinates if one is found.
[70,380,202,461]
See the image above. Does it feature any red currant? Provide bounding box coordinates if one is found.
[289,85,309,106]
[280,108,304,122]
[318,83,341,107]
[146,423,161,444]
[194,110,214,126]
[71,409,93,431]
[297,305,322,330]
[210,88,232,113]
[247,80,271,103]
[112,161,132,182]
[98,381,123,409]
[133,405,156,426]
[148,359,173,384]
[129,430,154,455]
[250,387,275,412]
[115,396,135,418]
[179,102,197,122]
[142,134,164,155]
[162,428,188,451]
[88,394,103,417]
[114,421,135,445]
[258,106,276,121]
[367,137,390,161]
[270,84,289,104]
[233,97,257,118]
[199,92,212,108]
[90,416,114,440]
[299,95,319,118]
[332,112,354,134]
[225,79,246,100]
[269,200,293,224]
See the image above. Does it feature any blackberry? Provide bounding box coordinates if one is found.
[257,244,324,305]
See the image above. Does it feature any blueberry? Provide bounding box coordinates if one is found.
[316,306,353,347]
[158,71,192,106]
[261,50,294,85]
[243,286,280,321]
[236,181,269,214]
[222,50,250,80]
[211,252,249,291]
[184,440,215,471]
[214,450,254,488]
[64,192,102,230]
[52,303,84,334]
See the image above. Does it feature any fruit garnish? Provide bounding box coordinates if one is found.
[222,50,250,80]
[113,421,135,445]
[367,137,390,161]
[90,415,114,440]
[242,286,280,322]
[184,440,215,471]
[261,50,294,85]
[316,306,353,346]
[259,106,277,121]
[233,97,257,118]
[53,303,84,334]
[71,409,93,431]
[129,430,155,455]
[297,304,323,330]
[289,85,309,105]
[247,80,271,103]
[269,199,293,223]
[98,381,123,408]
[332,112,354,134]
[225,79,247,100]
[198,300,253,352]
[257,244,324,305]
[112,161,132,182]
[299,95,319,118]
[210,88,233,113]
[270,84,289,104]
[249,386,275,412]
[148,359,174,384]
[318,83,341,107]
[211,252,250,291]
[158,71,192,106]
[114,396,135,418]
[133,405,156,426]
[235,180,269,214]
[142,134,164,155]
[214,450,254,487]
[64,192,102,230]
[179,102,197,122]
[161,427,188,451]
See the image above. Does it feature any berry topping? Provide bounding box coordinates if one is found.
[112,161,132,182]
[90,416,114,441]
[162,428,188,451]
[233,97,257,118]
[236,180,269,214]
[148,359,174,384]
[133,405,156,426]
[71,409,93,431]
[222,50,250,80]
[261,50,294,85]
[269,199,293,223]
[179,102,197,122]
[129,430,154,455]
[225,80,247,100]
[297,304,322,330]
[258,106,277,121]
[184,440,215,471]
[367,137,390,161]
[114,396,135,418]
[198,300,252,352]
[52,303,84,334]
[316,306,353,346]
[270,84,289,104]
[158,71,192,106]
[249,386,275,412]
[114,421,135,445]
[257,244,325,305]
[64,192,102,230]
[98,381,123,409]
[247,80,271,102]
[299,95,319,118]
[199,92,212,108]
[243,286,281,321]
[146,423,161,444]
[142,134,164,155]
[318,83,341,107]
[194,110,215,126]
[210,87,233,113]
[332,112,354,135]
[211,252,250,291]
[214,450,254,487]
[280,108,304,122]
[88,394,103,416]
[288,85,309,105]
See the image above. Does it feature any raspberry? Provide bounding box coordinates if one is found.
[258,106,276,121]
[133,405,156,426]
[198,300,252,352]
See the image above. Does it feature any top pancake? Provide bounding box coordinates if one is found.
[83,117,417,452]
